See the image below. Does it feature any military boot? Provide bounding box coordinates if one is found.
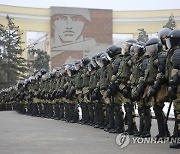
[125,103,137,135]
[104,104,114,132]
[88,103,94,126]
[109,104,124,133]
[153,105,168,139]
[32,104,36,116]
[94,103,104,128]
[141,106,151,138]
[44,103,49,118]
[64,103,70,121]
[84,103,90,124]
[99,103,105,129]
[37,103,42,117]
[59,103,65,120]
[104,104,110,131]
[45,103,49,118]
[54,102,60,120]
[43,103,48,118]
[29,103,33,115]
[34,103,38,116]
[48,104,54,119]
[170,110,180,149]
[94,102,101,128]
[71,104,79,123]
[68,104,74,122]
[134,108,144,137]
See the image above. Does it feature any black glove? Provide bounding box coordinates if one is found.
[168,80,178,100]
[132,82,146,101]
[68,89,75,99]
[107,82,119,96]
[122,86,131,99]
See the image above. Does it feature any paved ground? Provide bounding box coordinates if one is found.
[0,111,179,154]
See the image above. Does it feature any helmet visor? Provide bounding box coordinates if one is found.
[145,44,158,56]
[80,60,84,67]
[91,60,97,68]
[95,57,101,67]
[75,63,80,71]
[67,69,71,77]
[123,42,131,53]
[88,63,93,72]
[106,53,112,61]
[166,38,171,49]
[99,60,104,68]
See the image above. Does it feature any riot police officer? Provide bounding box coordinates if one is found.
[104,45,122,132]
[80,57,91,124]
[140,38,162,138]
[97,53,111,129]
[166,29,180,149]
[110,39,136,134]
[149,28,172,139]
[91,52,104,128]
[66,65,79,123]
[129,42,146,135]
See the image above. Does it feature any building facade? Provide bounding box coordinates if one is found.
[0,4,180,69]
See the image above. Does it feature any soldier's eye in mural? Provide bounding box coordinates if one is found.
[71,15,83,21]
[56,15,68,20]
[53,14,85,42]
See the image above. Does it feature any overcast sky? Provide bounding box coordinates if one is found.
[0,0,180,10]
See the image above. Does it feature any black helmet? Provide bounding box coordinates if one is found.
[64,63,73,71]
[88,61,95,72]
[106,45,122,58]
[95,52,105,67]
[61,63,68,74]
[158,27,173,46]
[92,52,105,68]
[49,72,56,79]
[28,76,36,83]
[124,39,137,53]
[166,29,180,49]
[81,57,90,67]
[145,38,162,56]
[146,38,162,46]
[67,65,77,77]
[52,67,61,77]
[40,69,47,75]
[17,80,24,88]
[159,27,173,39]
[91,54,98,68]
[35,72,42,80]
[132,42,146,57]
[99,53,110,67]
[74,60,82,71]
[95,52,105,60]
[126,39,137,45]
[172,49,180,70]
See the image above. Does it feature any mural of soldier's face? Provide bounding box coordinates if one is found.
[54,14,85,42]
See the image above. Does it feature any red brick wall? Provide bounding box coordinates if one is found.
[83,9,112,44]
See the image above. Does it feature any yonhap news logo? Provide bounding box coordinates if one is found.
[115,132,130,149]
[116,133,180,148]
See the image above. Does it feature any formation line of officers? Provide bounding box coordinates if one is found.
[0,28,180,149]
